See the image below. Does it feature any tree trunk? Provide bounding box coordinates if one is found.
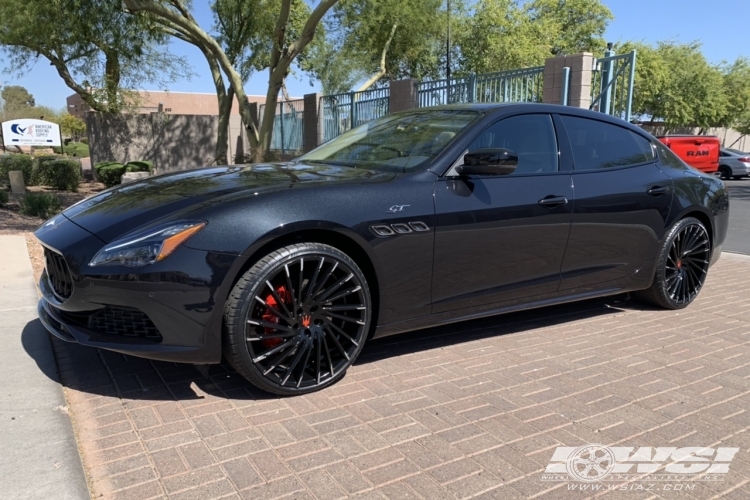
[202,44,230,164]
[122,0,338,162]
[216,85,234,164]
[104,51,121,112]
[357,23,398,92]
[254,65,286,162]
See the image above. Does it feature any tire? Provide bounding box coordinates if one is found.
[719,166,731,180]
[636,217,711,310]
[224,243,372,395]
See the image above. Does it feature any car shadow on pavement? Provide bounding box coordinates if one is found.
[22,295,646,402]
[359,295,635,365]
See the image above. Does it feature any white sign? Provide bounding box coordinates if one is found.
[2,119,62,147]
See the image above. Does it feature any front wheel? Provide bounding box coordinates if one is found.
[636,217,711,310]
[224,243,372,395]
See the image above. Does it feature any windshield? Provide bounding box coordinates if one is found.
[300,109,481,172]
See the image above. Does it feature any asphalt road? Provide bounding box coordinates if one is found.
[725,177,750,254]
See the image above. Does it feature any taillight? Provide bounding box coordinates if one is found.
[738,157,750,162]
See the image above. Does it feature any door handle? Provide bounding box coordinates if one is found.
[647,186,670,196]
[538,196,568,207]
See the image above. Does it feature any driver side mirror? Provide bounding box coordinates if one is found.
[456,148,518,176]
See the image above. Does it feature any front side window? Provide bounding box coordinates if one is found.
[468,114,558,174]
[301,109,481,173]
[561,115,654,170]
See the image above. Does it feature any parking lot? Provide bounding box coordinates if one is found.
[725,179,750,255]
[33,249,750,500]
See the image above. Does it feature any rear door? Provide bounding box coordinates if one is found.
[432,113,573,313]
[557,114,673,292]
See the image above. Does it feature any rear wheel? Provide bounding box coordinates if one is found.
[224,243,371,395]
[719,166,731,180]
[636,217,711,310]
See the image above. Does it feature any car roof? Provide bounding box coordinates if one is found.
[405,103,652,138]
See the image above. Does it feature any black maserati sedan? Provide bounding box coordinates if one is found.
[35,104,729,395]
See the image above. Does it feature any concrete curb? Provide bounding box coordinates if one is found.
[0,235,89,499]
[723,251,750,260]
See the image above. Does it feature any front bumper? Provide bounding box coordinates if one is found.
[34,214,241,364]
[38,295,205,363]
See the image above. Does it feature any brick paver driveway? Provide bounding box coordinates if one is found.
[52,253,750,499]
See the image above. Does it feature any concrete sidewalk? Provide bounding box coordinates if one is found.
[0,235,89,499]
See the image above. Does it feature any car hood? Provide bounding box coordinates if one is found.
[63,161,393,243]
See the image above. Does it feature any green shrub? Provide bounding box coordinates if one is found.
[0,189,8,206]
[80,137,88,145]
[31,155,59,185]
[21,192,62,219]
[33,157,81,191]
[125,160,152,173]
[64,142,90,158]
[0,154,34,186]
[95,163,126,187]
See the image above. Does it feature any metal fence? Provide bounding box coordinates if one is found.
[417,66,545,107]
[320,88,390,142]
[259,99,304,153]
[590,50,637,122]
[417,76,473,107]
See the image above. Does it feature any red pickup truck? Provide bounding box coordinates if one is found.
[656,135,720,174]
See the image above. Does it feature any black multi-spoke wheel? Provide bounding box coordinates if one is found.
[637,217,711,310]
[224,243,371,395]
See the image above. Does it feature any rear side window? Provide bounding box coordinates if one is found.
[561,116,655,170]
[655,142,688,170]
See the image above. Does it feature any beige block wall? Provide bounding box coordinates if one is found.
[67,91,275,119]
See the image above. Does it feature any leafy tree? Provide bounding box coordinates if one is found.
[619,41,728,132]
[457,0,557,74]
[1,85,35,111]
[526,0,613,56]
[613,41,670,123]
[0,0,192,113]
[330,0,449,90]
[457,0,612,75]
[304,35,366,94]
[60,113,87,140]
[720,58,750,138]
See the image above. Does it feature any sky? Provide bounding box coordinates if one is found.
[2,0,749,109]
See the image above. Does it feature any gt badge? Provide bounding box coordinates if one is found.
[386,205,410,213]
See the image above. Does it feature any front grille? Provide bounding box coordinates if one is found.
[44,248,73,300]
[88,307,163,342]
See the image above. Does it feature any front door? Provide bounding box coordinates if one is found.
[432,113,573,314]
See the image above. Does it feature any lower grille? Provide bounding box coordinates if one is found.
[88,307,163,341]
[44,248,73,300]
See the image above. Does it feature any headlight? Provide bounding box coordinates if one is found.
[89,221,206,268]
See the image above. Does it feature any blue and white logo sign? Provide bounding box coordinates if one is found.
[2,118,62,147]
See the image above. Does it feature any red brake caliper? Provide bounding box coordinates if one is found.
[262,285,291,348]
